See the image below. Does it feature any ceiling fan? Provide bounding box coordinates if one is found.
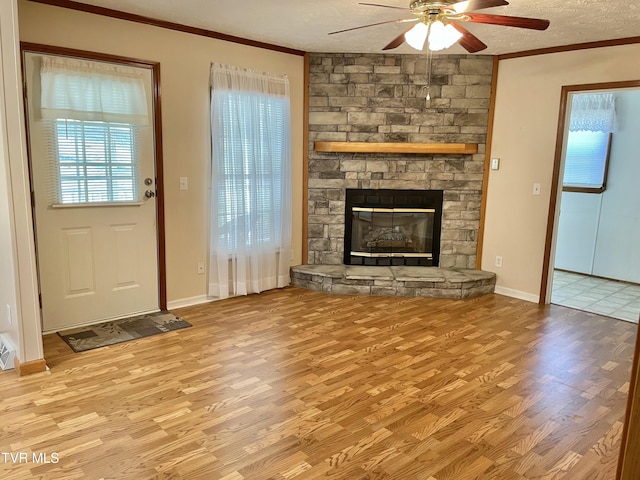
[329,0,550,53]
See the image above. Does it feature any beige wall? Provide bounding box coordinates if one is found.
[17,0,305,305]
[482,43,640,301]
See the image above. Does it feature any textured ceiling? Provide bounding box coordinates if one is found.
[67,0,640,55]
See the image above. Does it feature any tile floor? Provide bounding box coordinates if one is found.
[552,270,640,323]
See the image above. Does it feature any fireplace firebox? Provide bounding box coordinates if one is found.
[344,189,443,266]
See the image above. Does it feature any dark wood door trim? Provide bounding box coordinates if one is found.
[302,52,310,264]
[475,56,500,269]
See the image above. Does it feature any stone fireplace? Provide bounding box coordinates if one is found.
[344,188,443,267]
[306,52,493,269]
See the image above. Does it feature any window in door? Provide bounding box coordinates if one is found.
[38,54,149,207]
[53,119,138,205]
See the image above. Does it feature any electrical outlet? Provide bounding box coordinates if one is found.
[495,256,503,268]
[491,158,500,170]
[6,304,11,325]
[197,262,205,274]
[179,177,188,191]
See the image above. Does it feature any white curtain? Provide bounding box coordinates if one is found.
[40,56,149,125]
[209,63,292,299]
[569,93,617,133]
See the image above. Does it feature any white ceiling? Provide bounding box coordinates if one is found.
[69,0,640,56]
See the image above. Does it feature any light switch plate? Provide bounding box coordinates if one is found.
[533,183,541,195]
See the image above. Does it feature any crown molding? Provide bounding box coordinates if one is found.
[26,0,305,57]
[498,36,640,60]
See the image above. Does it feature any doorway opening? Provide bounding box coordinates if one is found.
[542,81,640,324]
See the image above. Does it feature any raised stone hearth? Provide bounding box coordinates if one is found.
[291,265,496,299]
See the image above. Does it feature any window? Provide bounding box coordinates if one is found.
[214,92,286,249]
[209,63,292,299]
[564,92,616,194]
[562,131,612,193]
[54,119,138,204]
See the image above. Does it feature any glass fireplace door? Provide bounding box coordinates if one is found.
[350,207,435,261]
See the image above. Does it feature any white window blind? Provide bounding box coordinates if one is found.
[214,91,286,249]
[563,131,610,190]
[51,119,138,204]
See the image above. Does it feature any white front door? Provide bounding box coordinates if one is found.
[24,52,159,333]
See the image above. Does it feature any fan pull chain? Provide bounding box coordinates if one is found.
[424,46,434,104]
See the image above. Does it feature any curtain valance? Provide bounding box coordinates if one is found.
[40,56,149,125]
[569,93,617,133]
[210,63,289,98]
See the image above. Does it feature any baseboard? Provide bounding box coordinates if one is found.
[494,286,540,304]
[167,295,214,310]
[14,357,47,376]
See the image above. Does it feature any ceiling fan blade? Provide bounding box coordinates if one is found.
[465,13,550,30]
[329,18,416,35]
[359,2,410,10]
[453,0,509,13]
[382,26,415,50]
[450,22,488,53]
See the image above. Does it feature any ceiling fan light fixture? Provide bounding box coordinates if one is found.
[331,1,548,55]
[404,22,428,50]
[428,21,463,51]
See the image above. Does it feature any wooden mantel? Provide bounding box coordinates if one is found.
[313,142,478,155]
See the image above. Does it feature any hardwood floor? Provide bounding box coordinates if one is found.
[0,287,636,479]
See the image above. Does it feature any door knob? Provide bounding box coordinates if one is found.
[144,190,156,199]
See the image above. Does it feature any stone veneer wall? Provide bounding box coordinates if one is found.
[308,53,493,268]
